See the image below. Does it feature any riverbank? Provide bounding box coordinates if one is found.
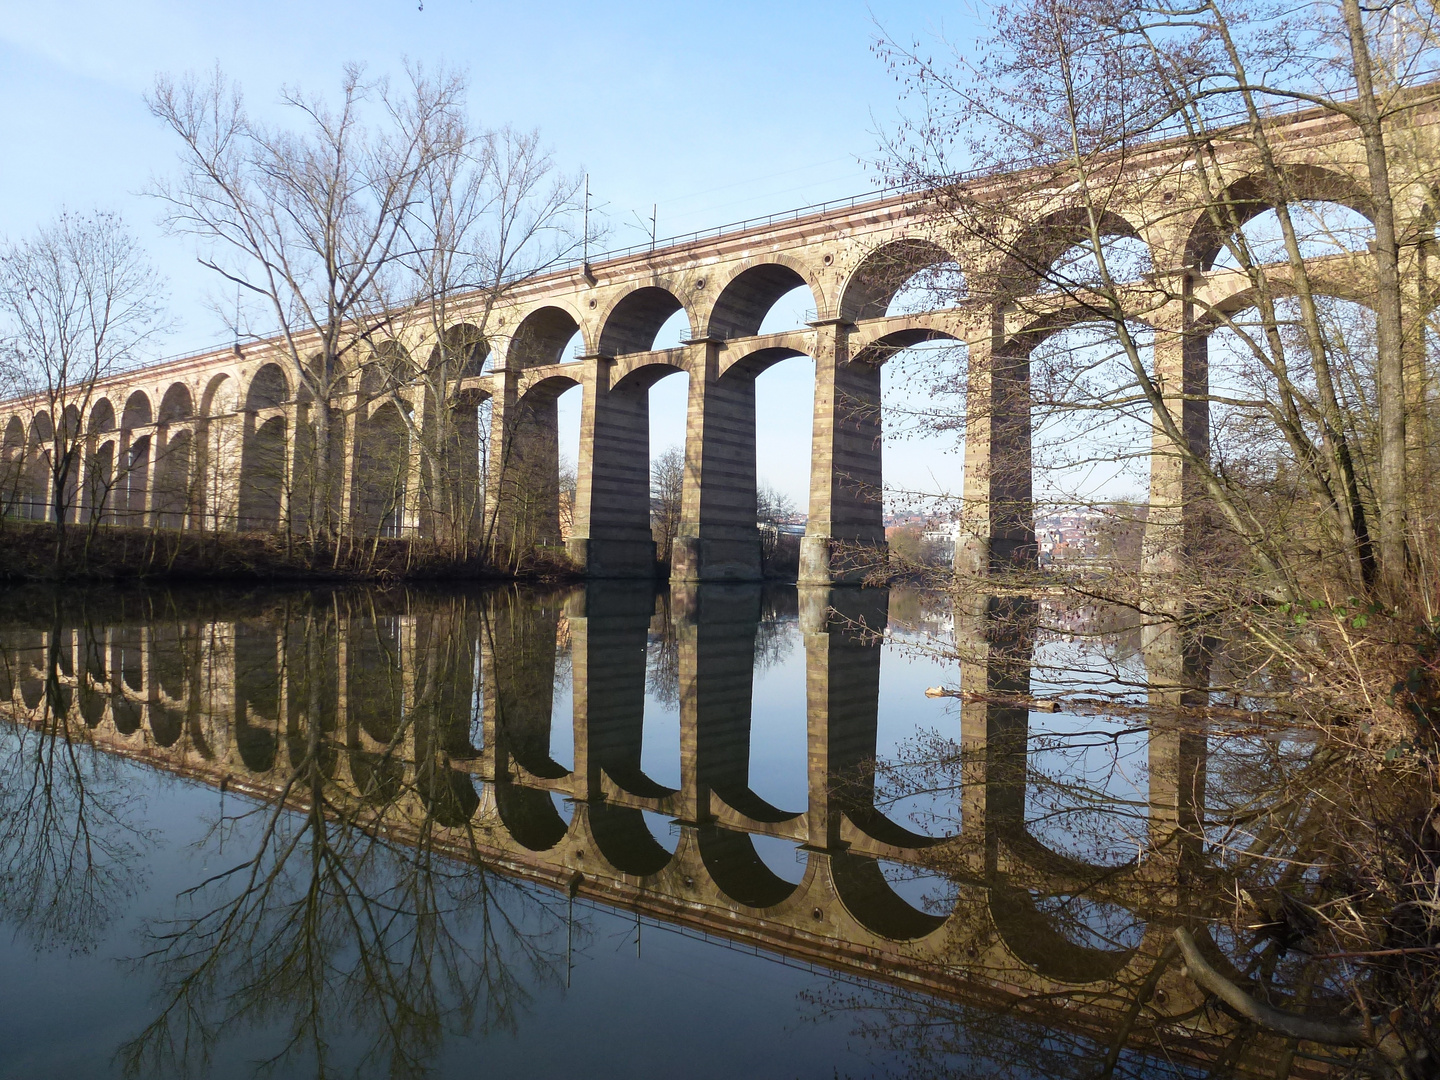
[0,521,582,584]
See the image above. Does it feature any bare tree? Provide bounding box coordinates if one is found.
[393,125,585,556]
[148,64,467,545]
[875,0,1440,603]
[650,444,685,565]
[0,211,166,565]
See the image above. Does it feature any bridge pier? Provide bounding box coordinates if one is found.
[800,322,886,585]
[1142,297,1209,576]
[671,341,763,582]
[956,312,1036,575]
[569,357,658,578]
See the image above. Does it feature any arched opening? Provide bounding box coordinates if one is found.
[1036,235,1153,294]
[1212,200,1374,270]
[831,850,946,940]
[1025,320,1154,565]
[508,307,582,367]
[1207,291,1384,564]
[235,623,279,773]
[82,399,116,524]
[245,364,289,411]
[152,429,193,529]
[157,383,193,424]
[599,287,691,356]
[1188,166,1375,271]
[501,376,580,555]
[119,391,153,525]
[1002,209,1145,297]
[989,885,1140,982]
[840,239,964,322]
[850,330,969,570]
[197,374,237,530]
[24,414,53,521]
[708,262,818,338]
[353,400,410,537]
[1,416,25,519]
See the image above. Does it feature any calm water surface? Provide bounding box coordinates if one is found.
[0,583,1296,1079]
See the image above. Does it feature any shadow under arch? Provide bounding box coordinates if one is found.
[706,260,821,339]
[584,802,675,877]
[839,238,963,322]
[494,782,569,851]
[244,363,289,411]
[508,306,581,368]
[829,850,947,941]
[598,286,692,356]
[157,383,194,424]
[988,883,1139,984]
[437,321,490,376]
[696,824,799,909]
[1185,163,1378,270]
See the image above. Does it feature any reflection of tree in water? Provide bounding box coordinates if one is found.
[0,613,151,955]
[118,600,573,1080]
[643,588,797,710]
[800,972,1196,1080]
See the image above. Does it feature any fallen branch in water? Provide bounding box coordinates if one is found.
[1172,929,1413,1074]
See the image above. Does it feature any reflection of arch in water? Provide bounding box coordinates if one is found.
[348,747,402,804]
[696,825,798,909]
[582,802,674,877]
[416,762,480,828]
[493,781,569,851]
[150,704,185,748]
[828,850,946,941]
[987,884,1138,984]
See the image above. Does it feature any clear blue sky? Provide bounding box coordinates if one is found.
[3,1,1130,512]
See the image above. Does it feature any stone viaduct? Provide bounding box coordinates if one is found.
[0,583,1310,1071]
[3,94,1434,583]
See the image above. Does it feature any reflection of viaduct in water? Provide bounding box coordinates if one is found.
[0,587,1215,1028]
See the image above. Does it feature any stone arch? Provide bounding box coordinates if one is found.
[82,399,117,524]
[988,884,1139,983]
[200,373,236,417]
[839,238,965,322]
[849,325,962,367]
[88,398,116,434]
[598,286,693,356]
[507,305,583,368]
[717,344,809,382]
[121,390,152,430]
[1184,164,1376,270]
[1,416,26,517]
[495,784,569,851]
[359,340,414,398]
[434,322,490,377]
[157,383,194,424]
[25,413,53,521]
[706,258,823,339]
[245,363,290,411]
[153,428,193,529]
[585,803,676,877]
[1003,207,1149,295]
